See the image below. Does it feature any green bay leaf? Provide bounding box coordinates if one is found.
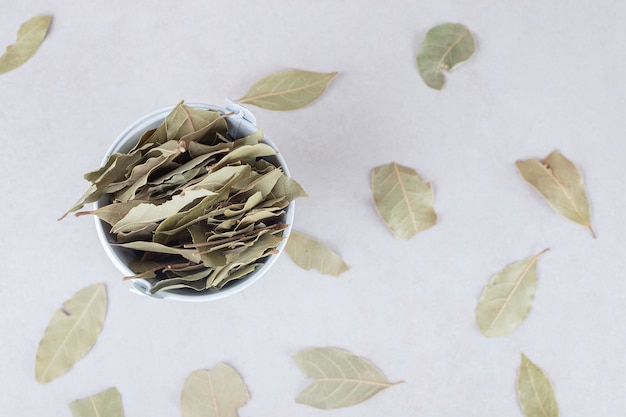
[181,363,250,417]
[35,283,107,384]
[475,249,549,338]
[518,354,559,417]
[69,387,124,417]
[0,15,51,75]
[238,69,337,110]
[293,347,400,409]
[516,150,595,237]
[371,162,437,239]
[285,231,349,276]
[416,23,475,90]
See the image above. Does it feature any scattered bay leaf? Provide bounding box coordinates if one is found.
[285,231,349,276]
[371,162,437,239]
[516,150,595,238]
[181,363,250,417]
[293,347,400,409]
[475,249,549,338]
[69,387,124,417]
[518,354,559,417]
[416,23,475,90]
[0,15,51,75]
[238,69,337,110]
[35,283,107,383]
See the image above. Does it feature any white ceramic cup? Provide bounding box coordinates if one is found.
[94,101,294,301]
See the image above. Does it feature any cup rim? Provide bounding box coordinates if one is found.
[94,102,294,302]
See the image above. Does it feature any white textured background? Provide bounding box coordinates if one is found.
[1,1,625,416]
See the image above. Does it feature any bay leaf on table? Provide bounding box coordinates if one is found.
[0,15,51,75]
[293,347,400,409]
[475,249,549,338]
[181,363,250,417]
[371,162,437,239]
[35,283,107,383]
[416,23,475,90]
[285,231,349,276]
[69,387,124,417]
[238,69,338,110]
[517,354,559,417]
[516,150,595,238]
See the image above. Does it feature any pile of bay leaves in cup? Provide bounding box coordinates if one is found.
[62,101,307,294]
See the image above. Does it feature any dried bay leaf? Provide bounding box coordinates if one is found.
[181,363,250,417]
[293,347,400,409]
[371,162,437,239]
[86,152,143,186]
[285,231,349,276]
[416,23,475,90]
[0,15,51,75]
[69,387,124,417]
[516,150,595,237]
[59,184,101,220]
[75,200,147,226]
[238,69,338,110]
[111,188,215,233]
[518,354,559,417]
[271,174,309,201]
[476,249,549,338]
[115,241,202,264]
[210,143,277,171]
[165,101,225,141]
[35,283,107,383]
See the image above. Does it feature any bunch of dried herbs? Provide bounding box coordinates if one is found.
[62,101,307,294]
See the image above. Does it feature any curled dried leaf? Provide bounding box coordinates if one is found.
[416,23,475,89]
